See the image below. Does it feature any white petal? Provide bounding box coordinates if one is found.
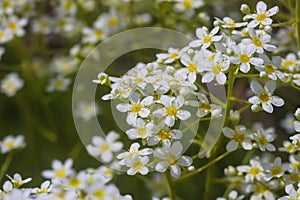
[294,121,300,132]
[201,72,214,83]
[178,156,192,167]
[216,73,227,84]
[262,103,273,113]
[267,6,279,16]
[165,115,175,127]
[170,165,181,178]
[189,40,201,48]
[116,103,130,112]
[248,96,260,104]
[271,96,284,107]
[250,81,264,94]
[139,108,150,118]
[155,162,169,172]
[256,1,267,13]
[226,140,238,152]
[176,110,191,120]
[223,127,234,138]
[265,80,276,93]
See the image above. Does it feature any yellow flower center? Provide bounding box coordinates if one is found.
[101,143,110,151]
[256,13,267,21]
[254,39,262,47]
[5,141,15,149]
[209,54,215,62]
[104,169,112,176]
[166,106,177,116]
[290,172,300,182]
[131,159,144,171]
[271,166,282,176]
[94,30,103,38]
[203,36,212,43]
[69,178,80,188]
[286,144,295,152]
[158,130,170,140]
[188,64,197,72]
[134,77,143,83]
[201,104,211,111]
[233,133,245,142]
[249,167,261,175]
[137,126,147,137]
[93,189,105,198]
[170,53,179,59]
[9,22,18,31]
[256,184,266,193]
[0,31,4,39]
[212,65,222,74]
[183,0,192,8]
[239,54,250,63]
[55,168,66,178]
[259,93,270,102]
[168,156,177,165]
[64,1,73,10]
[109,18,118,27]
[258,135,268,146]
[281,61,294,68]
[131,103,142,113]
[265,64,275,73]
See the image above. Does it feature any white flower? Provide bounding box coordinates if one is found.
[201,52,230,84]
[237,158,265,182]
[92,72,109,85]
[280,114,295,134]
[46,76,71,92]
[153,95,191,127]
[126,118,154,140]
[262,157,288,181]
[256,55,285,81]
[82,26,107,44]
[0,135,26,154]
[147,128,183,147]
[248,81,284,113]
[295,121,300,132]
[216,190,245,200]
[50,56,78,75]
[173,0,204,12]
[223,125,253,152]
[117,142,153,165]
[216,17,247,29]
[290,134,300,149]
[246,1,279,28]
[154,141,192,178]
[3,189,31,200]
[87,131,124,163]
[75,101,100,121]
[6,173,32,188]
[32,180,52,195]
[156,47,182,64]
[0,28,13,44]
[252,127,276,152]
[242,29,276,53]
[116,93,153,126]
[230,43,263,73]
[5,16,28,37]
[0,73,24,97]
[278,186,300,200]
[280,53,300,72]
[278,141,296,153]
[189,26,223,49]
[42,159,74,180]
[178,52,202,83]
[125,155,149,175]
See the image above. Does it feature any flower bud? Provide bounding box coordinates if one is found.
[264,25,272,34]
[240,4,250,14]
[295,108,300,120]
[229,110,240,125]
[188,166,195,172]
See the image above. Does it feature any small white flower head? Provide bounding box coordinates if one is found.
[201,52,230,85]
[147,128,183,147]
[153,95,191,127]
[256,55,285,81]
[87,131,124,163]
[32,180,52,195]
[248,81,284,113]
[5,16,28,37]
[230,43,264,73]
[290,134,300,149]
[6,173,32,188]
[125,155,149,175]
[280,53,300,72]
[75,101,100,121]
[42,158,74,180]
[178,52,202,83]
[240,4,250,14]
[1,73,24,97]
[237,158,265,182]
[229,110,240,125]
[280,114,295,134]
[117,142,153,166]
[242,29,276,53]
[0,28,13,44]
[246,1,279,28]
[294,121,300,133]
[50,56,78,76]
[154,141,192,178]
[216,17,247,29]
[173,0,204,12]
[278,185,299,200]
[216,190,245,200]
[278,140,297,154]
[156,47,182,64]
[223,125,253,152]
[92,72,110,85]
[126,118,154,140]
[2,181,13,193]
[116,93,153,126]
[252,127,276,152]
[295,108,300,121]
[2,189,31,200]
[82,26,107,44]
[46,76,71,92]
[0,135,26,154]
[189,26,223,49]
[263,157,288,181]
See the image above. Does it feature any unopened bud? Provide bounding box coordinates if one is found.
[240,4,250,14]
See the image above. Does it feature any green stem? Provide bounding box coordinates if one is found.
[175,151,231,183]
[271,19,297,27]
[0,153,14,183]
[297,0,300,50]
[164,172,176,200]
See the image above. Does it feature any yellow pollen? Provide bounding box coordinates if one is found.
[0,32,4,39]
[131,159,144,171]
[137,126,147,137]
[254,39,262,47]
[188,64,197,72]
[109,18,118,27]
[286,144,295,152]
[54,80,63,88]
[256,184,266,193]
[271,166,282,176]
[249,167,261,175]
[101,143,110,151]
[9,22,18,31]
[5,141,14,149]
[201,104,211,111]
[170,53,179,59]
[168,156,177,165]
[183,0,192,8]
[212,65,222,74]
[166,106,177,116]
[55,168,66,178]
[131,103,142,113]
[258,135,268,146]
[93,189,105,198]
[134,77,143,83]
[203,36,212,43]
[104,169,112,176]
[282,61,294,68]
[239,54,250,63]
[233,133,245,142]
[256,13,267,21]
[259,93,270,102]
[265,64,275,73]
[290,172,300,182]
[37,188,48,194]
[64,1,73,9]
[69,178,80,188]
[158,130,170,140]
[209,54,215,62]
[94,30,103,38]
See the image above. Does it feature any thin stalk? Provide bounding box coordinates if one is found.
[164,172,176,200]
[297,0,300,50]
[0,153,14,183]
